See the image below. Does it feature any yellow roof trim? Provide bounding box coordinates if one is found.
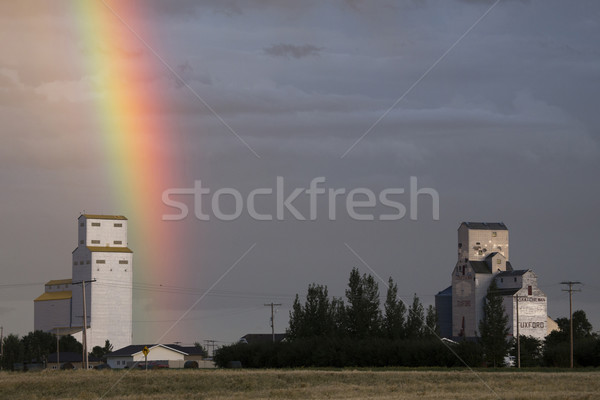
[80,214,128,220]
[34,291,72,302]
[88,246,133,253]
[45,279,72,286]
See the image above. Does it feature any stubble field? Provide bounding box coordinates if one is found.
[0,369,599,400]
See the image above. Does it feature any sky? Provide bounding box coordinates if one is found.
[1,0,599,347]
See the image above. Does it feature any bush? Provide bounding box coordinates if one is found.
[214,337,471,368]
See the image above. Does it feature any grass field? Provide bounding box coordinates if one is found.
[1,369,599,400]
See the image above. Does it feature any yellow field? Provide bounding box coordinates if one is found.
[1,369,599,400]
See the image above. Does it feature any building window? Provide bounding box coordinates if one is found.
[492,231,497,237]
[87,260,90,264]
[80,240,84,244]
[458,243,462,248]
[496,258,501,264]
[528,285,532,296]
[514,277,517,282]
[119,260,129,264]
[96,260,105,264]
[80,222,84,227]
[114,240,122,245]
[73,262,78,266]
[500,278,503,283]
[114,223,123,227]
[91,240,100,244]
[91,222,101,227]
[79,261,84,265]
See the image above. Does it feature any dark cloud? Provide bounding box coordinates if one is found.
[264,43,323,59]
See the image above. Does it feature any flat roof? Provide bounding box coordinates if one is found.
[34,291,72,302]
[45,279,72,286]
[87,246,133,253]
[461,222,507,230]
[80,214,128,220]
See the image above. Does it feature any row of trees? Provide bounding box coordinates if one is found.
[287,268,438,341]
[0,330,114,370]
[216,268,451,367]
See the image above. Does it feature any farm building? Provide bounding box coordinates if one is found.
[34,214,133,350]
[436,222,554,341]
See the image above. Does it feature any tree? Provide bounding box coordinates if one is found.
[1,334,23,370]
[193,342,209,357]
[287,284,338,339]
[59,335,83,354]
[555,310,594,339]
[512,335,543,367]
[91,340,113,360]
[425,305,439,337]
[21,330,55,364]
[345,268,381,339]
[479,281,510,367]
[544,309,596,367]
[405,294,425,338]
[383,277,406,340]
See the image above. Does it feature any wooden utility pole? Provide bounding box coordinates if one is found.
[55,327,60,368]
[204,340,217,358]
[264,303,282,343]
[73,279,96,370]
[515,294,520,368]
[561,281,581,369]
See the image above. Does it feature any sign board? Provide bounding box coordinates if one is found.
[142,346,149,356]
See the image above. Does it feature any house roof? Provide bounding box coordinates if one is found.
[87,246,133,253]
[494,288,520,296]
[46,279,72,286]
[47,352,100,363]
[496,269,529,277]
[80,214,128,220]
[34,291,72,302]
[107,344,204,357]
[462,222,507,230]
[436,286,452,296]
[469,261,491,274]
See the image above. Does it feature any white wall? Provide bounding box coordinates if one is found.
[458,224,509,262]
[80,217,128,248]
[87,250,133,350]
[132,346,186,362]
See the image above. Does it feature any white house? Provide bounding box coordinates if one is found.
[106,344,209,369]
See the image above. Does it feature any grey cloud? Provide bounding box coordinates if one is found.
[264,43,323,59]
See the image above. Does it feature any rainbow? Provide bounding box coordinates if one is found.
[74,2,187,293]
